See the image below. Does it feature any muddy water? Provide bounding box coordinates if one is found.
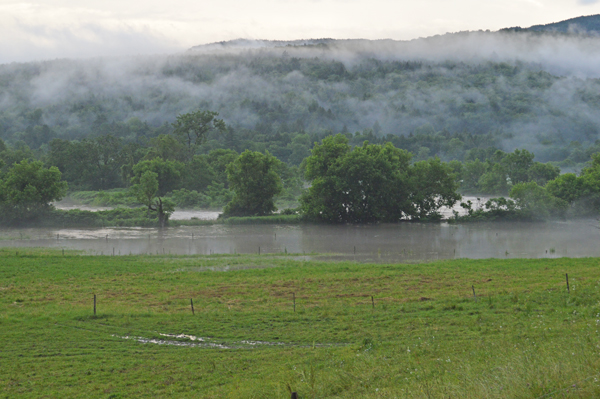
[54,204,221,221]
[54,196,487,221]
[1,220,599,262]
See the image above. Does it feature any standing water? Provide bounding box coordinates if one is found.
[1,220,599,262]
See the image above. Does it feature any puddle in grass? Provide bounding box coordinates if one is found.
[114,333,343,349]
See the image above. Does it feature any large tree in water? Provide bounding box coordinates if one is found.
[222,150,282,217]
[0,160,68,225]
[131,170,174,228]
[300,134,460,223]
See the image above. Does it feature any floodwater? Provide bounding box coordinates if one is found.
[54,204,220,221]
[54,196,489,221]
[1,220,600,262]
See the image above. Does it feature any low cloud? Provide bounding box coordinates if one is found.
[0,4,183,63]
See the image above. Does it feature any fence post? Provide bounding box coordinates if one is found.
[472,285,477,301]
[191,298,195,315]
[93,294,96,315]
[293,292,296,313]
[566,273,570,294]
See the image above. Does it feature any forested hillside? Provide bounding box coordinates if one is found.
[3,21,600,173]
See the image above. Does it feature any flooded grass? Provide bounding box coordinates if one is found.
[2,249,600,397]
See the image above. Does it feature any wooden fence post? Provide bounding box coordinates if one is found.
[93,294,96,315]
[566,273,570,294]
[191,299,195,315]
[472,285,477,301]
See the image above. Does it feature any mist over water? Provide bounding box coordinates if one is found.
[2,221,599,262]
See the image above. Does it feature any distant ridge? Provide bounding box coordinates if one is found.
[501,14,600,34]
[188,38,337,52]
[189,15,600,52]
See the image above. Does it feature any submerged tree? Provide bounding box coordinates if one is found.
[131,170,174,228]
[222,150,282,217]
[407,157,461,219]
[0,160,68,225]
[300,134,460,223]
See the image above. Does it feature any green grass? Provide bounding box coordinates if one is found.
[2,249,600,398]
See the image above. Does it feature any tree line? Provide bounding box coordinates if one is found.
[2,109,600,226]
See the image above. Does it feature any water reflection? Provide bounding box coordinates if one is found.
[1,220,599,262]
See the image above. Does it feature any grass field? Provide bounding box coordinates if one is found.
[2,249,600,398]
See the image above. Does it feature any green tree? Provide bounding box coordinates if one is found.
[131,158,184,196]
[509,182,567,220]
[146,134,188,162]
[527,162,560,186]
[461,159,487,192]
[131,170,174,228]
[301,135,458,222]
[223,151,283,217]
[407,158,461,219]
[546,173,583,204]
[0,160,67,224]
[183,155,216,192]
[501,149,534,185]
[302,139,413,223]
[478,163,509,195]
[172,110,226,158]
[206,149,239,185]
[46,136,126,190]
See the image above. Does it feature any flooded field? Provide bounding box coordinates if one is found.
[1,220,599,262]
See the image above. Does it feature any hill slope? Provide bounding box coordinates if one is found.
[502,14,600,34]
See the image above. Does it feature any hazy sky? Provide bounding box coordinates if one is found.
[2,0,600,63]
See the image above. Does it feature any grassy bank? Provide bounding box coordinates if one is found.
[2,250,600,398]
